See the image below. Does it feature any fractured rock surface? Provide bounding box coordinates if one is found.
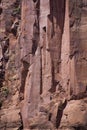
[0,0,87,130]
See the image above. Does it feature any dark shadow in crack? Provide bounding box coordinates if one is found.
[56,99,67,128]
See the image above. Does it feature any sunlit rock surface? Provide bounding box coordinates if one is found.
[0,0,87,130]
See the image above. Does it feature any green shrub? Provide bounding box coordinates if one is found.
[1,87,9,98]
[13,6,21,15]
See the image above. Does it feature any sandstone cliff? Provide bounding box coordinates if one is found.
[0,0,87,130]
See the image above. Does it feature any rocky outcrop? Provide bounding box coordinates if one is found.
[0,0,87,130]
[0,0,22,129]
[69,0,87,97]
[19,0,87,129]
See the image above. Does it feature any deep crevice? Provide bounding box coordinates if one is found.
[0,0,2,3]
[48,113,52,121]
[33,0,37,3]
[43,26,46,32]
[40,48,42,94]
[32,39,38,55]
[20,61,29,100]
[18,112,23,130]
[32,0,40,55]
[56,100,67,129]
[0,7,2,15]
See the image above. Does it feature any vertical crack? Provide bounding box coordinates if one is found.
[20,60,29,100]
[56,100,67,129]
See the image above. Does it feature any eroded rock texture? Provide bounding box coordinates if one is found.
[0,0,22,129]
[0,0,87,130]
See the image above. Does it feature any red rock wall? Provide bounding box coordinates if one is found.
[70,0,87,96]
[20,0,87,129]
[0,0,22,129]
[0,0,87,130]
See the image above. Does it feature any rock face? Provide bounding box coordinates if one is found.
[0,0,87,130]
[0,0,22,129]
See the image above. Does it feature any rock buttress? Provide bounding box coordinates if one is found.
[0,0,87,130]
[20,0,87,129]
